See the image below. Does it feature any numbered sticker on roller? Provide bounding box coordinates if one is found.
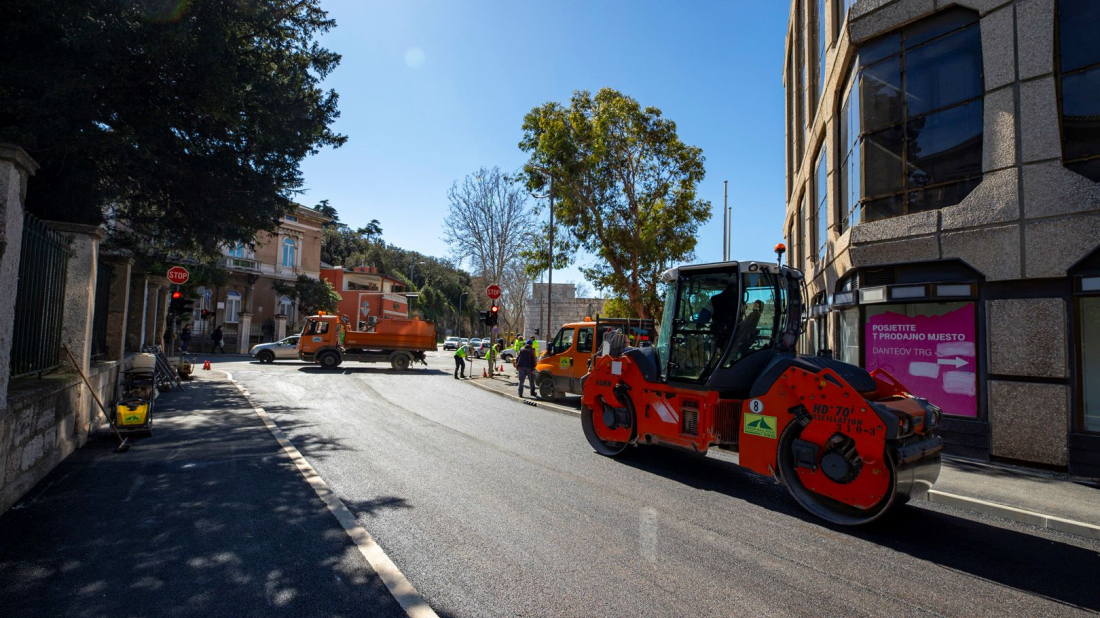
[748,399,765,414]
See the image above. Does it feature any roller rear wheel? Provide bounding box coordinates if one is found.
[581,399,636,457]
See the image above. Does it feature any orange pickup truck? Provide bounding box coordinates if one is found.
[298,314,436,370]
[535,317,655,400]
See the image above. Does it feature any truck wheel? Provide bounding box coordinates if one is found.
[391,354,410,371]
[538,376,558,401]
[318,351,341,369]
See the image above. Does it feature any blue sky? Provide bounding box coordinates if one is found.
[299,0,791,293]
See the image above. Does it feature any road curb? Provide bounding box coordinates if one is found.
[464,377,581,417]
[923,490,1100,541]
[219,370,440,618]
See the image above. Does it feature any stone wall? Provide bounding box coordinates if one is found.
[0,358,129,513]
[523,283,607,338]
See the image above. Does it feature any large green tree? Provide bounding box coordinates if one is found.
[519,88,711,318]
[0,0,345,253]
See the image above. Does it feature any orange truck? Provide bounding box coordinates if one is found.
[298,314,436,369]
[535,317,655,400]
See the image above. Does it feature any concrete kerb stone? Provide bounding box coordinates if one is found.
[463,377,581,418]
[925,490,1100,541]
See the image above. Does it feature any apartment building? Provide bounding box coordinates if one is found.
[784,0,1100,473]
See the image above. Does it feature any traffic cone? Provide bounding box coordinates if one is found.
[203,360,211,370]
[482,367,487,378]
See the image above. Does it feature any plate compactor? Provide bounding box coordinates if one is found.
[581,251,943,525]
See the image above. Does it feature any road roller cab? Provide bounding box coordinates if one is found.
[580,254,944,525]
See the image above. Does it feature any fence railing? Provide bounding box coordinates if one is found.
[90,261,114,360]
[11,212,72,379]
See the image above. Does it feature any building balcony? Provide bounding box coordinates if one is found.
[222,256,261,272]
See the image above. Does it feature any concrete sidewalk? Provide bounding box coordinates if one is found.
[0,374,408,618]
[465,369,1100,537]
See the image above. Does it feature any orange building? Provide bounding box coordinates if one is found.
[320,266,410,328]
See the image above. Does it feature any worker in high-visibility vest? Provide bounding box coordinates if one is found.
[532,338,540,358]
[513,337,523,354]
[453,342,468,379]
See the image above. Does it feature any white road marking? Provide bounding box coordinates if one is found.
[220,371,440,618]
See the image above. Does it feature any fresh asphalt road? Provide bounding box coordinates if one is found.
[218,351,1100,618]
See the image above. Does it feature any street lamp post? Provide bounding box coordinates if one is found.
[457,292,469,338]
[530,165,555,342]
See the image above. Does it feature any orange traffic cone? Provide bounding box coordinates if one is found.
[203,360,211,370]
[499,364,504,373]
[482,367,487,378]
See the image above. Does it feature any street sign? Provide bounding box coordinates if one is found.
[167,266,190,285]
[486,284,501,299]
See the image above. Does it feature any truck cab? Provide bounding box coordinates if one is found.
[535,317,655,400]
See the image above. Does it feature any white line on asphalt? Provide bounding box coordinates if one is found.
[219,371,440,618]
[925,490,1100,541]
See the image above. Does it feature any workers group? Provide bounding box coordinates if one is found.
[452,336,541,398]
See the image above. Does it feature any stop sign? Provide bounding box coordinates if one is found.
[486,284,502,299]
[167,266,190,285]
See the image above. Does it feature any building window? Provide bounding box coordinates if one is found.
[225,291,241,324]
[815,145,828,264]
[1058,0,1100,181]
[796,193,805,267]
[816,0,827,107]
[228,243,244,258]
[838,69,861,232]
[796,0,806,167]
[282,238,297,267]
[285,215,298,222]
[788,44,796,197]
[787,221,796,267]
[835,0,854,41]
[847,8,983,226]
[836,308,860,365]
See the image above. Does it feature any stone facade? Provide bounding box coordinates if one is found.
[783,0,1100,472]
[523,283,607,339]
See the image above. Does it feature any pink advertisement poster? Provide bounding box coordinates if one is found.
[864,304,977,418]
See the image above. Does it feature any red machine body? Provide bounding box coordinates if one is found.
[580,259,942,525]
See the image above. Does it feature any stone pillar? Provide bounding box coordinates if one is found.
[0,145,37,413]
[129,276,148,351]
[275,314,287,340]
[238,312,253,354]
[154,286,169,349]
[103,256,133,361]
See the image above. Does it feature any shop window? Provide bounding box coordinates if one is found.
[1081,297,1100,432]
[225,291,241,324]
[865,301,977,417]
[837,308,860,365]
[842,8,983,227]
[1058,0,1100,181]
[815,145,828,263]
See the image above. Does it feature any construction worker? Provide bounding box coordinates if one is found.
[513,336,522,355]
[453,341,468,379]
[515,339,537,397]
[532,337,540,359]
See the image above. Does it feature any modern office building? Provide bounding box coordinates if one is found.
[783,0,1100,474]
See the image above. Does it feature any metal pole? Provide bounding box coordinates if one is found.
[723,180,728,261]
[728,204,732,260]
[546,175,554,343]
[139,277,149,347]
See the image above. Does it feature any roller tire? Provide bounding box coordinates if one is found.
[581,398,636,457]
[776,421,899,526]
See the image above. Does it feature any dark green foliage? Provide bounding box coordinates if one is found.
[0,0,346,253]
[272,274,341,316]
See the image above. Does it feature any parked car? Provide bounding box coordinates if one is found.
[250,335,301,363]
[469,338,483,351]
[442,336,461,351]
[473,340,492,358]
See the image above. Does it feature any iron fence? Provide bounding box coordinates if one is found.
[90,262,114,360]
[11,212,72,378]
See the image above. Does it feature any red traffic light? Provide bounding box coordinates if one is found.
[171,291,182,299]
[490,304,499,313]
